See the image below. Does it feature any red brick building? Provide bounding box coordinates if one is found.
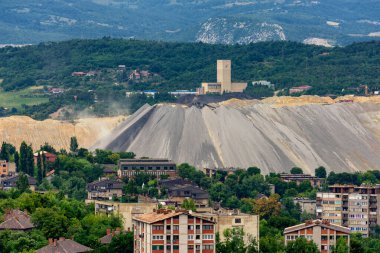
[133,209,215,253]
[284,219,350,253]
[33,151,57,165]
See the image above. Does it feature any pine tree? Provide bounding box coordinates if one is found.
[37,152,43,183]
[0,142,9,161]
[42,152,47,178]
[14,151,20,172]
[70,136,78,153]
[19,142,28,174]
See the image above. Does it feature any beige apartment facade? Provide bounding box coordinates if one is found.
[92,200,158,231]
[317,184,380,237]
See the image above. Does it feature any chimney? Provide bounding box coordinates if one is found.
[48,238,53,245]
[59,237,65,241]
[127,227,130,232]
[106,228,111,235]
[54,239,57,247]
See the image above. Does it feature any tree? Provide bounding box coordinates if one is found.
[0,142,10,161]
[181,198,196,211]
[332,237,349,253]
[285,237,319,253]
[19,142,28,174]
[37,152,43,183]
[14,151,19,172]
[315,166,327,178]
[70,136,78,153]
[31,208,69,238]
[290,167,303,174]
[16,173,30,193]
[247,167,261,176]
[253,194,281,219]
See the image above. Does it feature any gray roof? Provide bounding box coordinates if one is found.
[0,209,34,231]
[87,178,124,192]
[37,238,92,253]
[1,175,37,187]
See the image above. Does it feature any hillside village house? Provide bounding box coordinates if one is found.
[1,174,37,191]
[33,151,57,165]
[0,209,34,232]
[87,178,124,200]
[0,160,8,177]
[37,238,92,253]
[279,173,324,188]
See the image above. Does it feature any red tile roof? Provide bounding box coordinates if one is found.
[37,238,92,253]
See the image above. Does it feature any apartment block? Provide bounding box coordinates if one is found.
[118,159,177,179]
[284,220,350,253]
[0,160,8,177]
[133,209,216,253]
[316,184,380,237]
[280,173,324,188]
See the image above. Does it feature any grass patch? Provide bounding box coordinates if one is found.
[0,87,49,110]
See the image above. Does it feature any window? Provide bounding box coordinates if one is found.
[321,236,328,240]
[235,218,242,224]
[188,225,194,230]
[166,235,171,241]
[152,235,164,240]
[188,245,194,250]
[153,225,164,230]
[196,225,200,230]
[202,245,214,250]
[202,234,214,240]
[203,225,213,230]
[196,235,200,240]
[173,245,179,250]
[167,225,171,230]
[173,225,179,230]
[152,245,164,250]
[188,235,194,240]
[173,235,179,241]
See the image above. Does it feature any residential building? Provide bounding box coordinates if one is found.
[202,167,235,178]
[71,71,87,77]
[92,200,157,231]
[194,209,259,246]
[293,197,317,214]
[280,173,324,188]
[252,80,275,89]
[159,178,209,208]
[0,209,34,231]
[316,184,380,237]
[0,160,8,177]
[289,85,312,94]
[118,159,177,179]
[198,60,247,95]
[99,228,122,244]
[33,151,57,165]
[1,174,37,191]
[133,209,216,253]
[284,220,350,253]
[37,237,92,253]
[103,167,117,178]
[87,178,125,200]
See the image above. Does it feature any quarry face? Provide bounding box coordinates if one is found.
[94,97,380,174]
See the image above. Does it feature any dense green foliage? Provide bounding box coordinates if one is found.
[0,191,122,252]
[1,39,380,119]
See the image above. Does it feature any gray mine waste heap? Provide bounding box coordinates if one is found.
[93,96,380,174]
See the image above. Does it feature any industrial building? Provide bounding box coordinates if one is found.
[198,60,247,94]
[118,159,177,179]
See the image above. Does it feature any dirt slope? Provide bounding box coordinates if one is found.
[94,96,380,173]
[0,116,124,150]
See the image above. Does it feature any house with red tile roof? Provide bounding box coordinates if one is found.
[0,209,34,231]
[37,237,92,253]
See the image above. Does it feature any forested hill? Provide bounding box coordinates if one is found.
[1,39,380,94]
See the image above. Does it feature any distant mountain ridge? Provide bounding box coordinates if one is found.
[1,0,380,45]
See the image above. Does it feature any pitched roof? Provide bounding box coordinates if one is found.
[87,178,124,192]
[37,238,92,253]
[284,219,350,234]
[99,229,121,244]
[0,209,34,231]
[133,209,216,224]
[133,210,187,224]
[2,174,37,186]
[167,184,209,199]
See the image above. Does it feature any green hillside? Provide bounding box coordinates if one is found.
[0,38,379,119]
